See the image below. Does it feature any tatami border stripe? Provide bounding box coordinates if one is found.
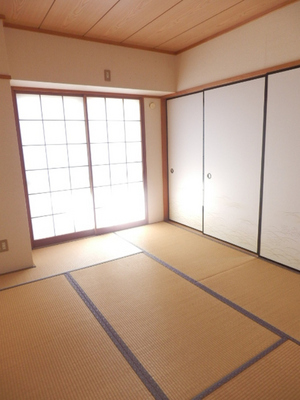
[192,337,287,399]
[64,272,168,400]
[141,250,300,346]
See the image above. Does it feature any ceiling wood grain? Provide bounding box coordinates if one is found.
[0,0,297,53]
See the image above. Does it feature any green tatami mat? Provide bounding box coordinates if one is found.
[0,275,153,400]
[71,253,279,400]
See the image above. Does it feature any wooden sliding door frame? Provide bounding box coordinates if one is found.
[12,87,149,248]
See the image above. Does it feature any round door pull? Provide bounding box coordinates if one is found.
[207,173,212,179]
[170,168,174,173]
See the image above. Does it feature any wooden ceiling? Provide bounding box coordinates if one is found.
[0,0,297,54]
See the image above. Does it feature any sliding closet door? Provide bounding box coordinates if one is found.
[204,78,265,252]
[167,93,203,230]
[260,68,300,271]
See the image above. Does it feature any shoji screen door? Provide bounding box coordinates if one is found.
[204,78,265,252]
[16,92,146,246]
[167,92,203,231]
[260,68,300,270]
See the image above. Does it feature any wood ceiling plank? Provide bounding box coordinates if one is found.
[40,0,119,35]
[156,0,297,52]
[0,0,54,27]
[85,0,182,42]
[123,0,242,48]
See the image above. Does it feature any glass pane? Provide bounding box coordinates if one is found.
[124,99,140,121]
[70,166,90,189]
[71,189,94,231]
[126,142,142,162]
[29,193,52,217]
[68,144,88,166]
[66,121,86,143]
[91,143,109,165]
[26,170,50,194]
[127,162,143,182]
[96,207,113,229]
[63,96,84,120]
[49,168,70,191]
[44,121,66,144]
[41,95,64,120]
[127,182,145,221]
[20,121,44,145]
[109,143,126,164]
[32,216,54,240]
[23,146,47,170]
[52,190,72,213]
[94,186,111,208]
[92,165,110,187]
[106,98,123,120]
[125,121,141,142]
[54,213,75,236]
[110,164,127,185]
[16,94,42,120]
[107,121,125,142]
[88,121,108,143]
[87,97,106,120]
[47,145,69,168]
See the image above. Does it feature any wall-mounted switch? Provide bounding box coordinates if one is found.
[104,69,111,81]
[0,239,8,252]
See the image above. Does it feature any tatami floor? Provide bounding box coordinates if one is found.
[1,222,300,399]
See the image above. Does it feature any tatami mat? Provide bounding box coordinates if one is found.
[117,222,255,281]
[0,275,153,400]
[201,258,300,342]
[71,253,279,400]
[205,340,300,399]
[0,233,140,290]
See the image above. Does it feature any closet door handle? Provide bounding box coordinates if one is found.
[170,168,174,173]
[207,173,212,179]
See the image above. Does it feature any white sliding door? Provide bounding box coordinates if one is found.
[204,78,265,252]
[261,68,300,270]
[167,93,203,230]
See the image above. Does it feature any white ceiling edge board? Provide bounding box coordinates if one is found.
[10,80,173,97]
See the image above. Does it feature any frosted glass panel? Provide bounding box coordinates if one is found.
[16,94,42,120]
[44,121,66,144]
[91,144,109,165]
[93,165,110,186]
[109,143,126,163]
[124,99,140,120]
[106,98,123,120]
[94,186,111,208]
[20,121,44,145]
[54,214,75,236]
[88,121,108,143]
[70,167,90,189]
[126,142,142,162]
[41,95,64,120]
[110,164,127,184]
[127,162,143,182]
[26,170,50,194]
[72,189,94,231]
[125,122,141,141]
[32,216,54,240]
[52,190,72,213]
[47,145,69,168]
[29,193,52,217]
[23,146,47,170]
[107,121,125,142]
[68,144,88,166]
[87,97,106,120]
[49,168,70,191]
[66,121,86,143]
[63,96,84,120]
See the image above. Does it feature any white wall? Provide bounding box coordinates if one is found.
[176,1,300,91]
[5,28,176,94]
